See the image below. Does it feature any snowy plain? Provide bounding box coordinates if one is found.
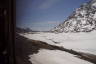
[21,31,96,55]
[20,31,96,64]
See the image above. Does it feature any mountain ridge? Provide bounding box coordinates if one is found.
[52,0,96,33]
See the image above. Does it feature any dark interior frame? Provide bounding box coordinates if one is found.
[0,0,15,64]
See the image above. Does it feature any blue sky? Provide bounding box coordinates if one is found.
[16,0,90,31]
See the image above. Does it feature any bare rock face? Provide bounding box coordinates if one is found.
[52,0,96,33]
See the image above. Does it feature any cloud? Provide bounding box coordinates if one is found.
[30,21,60,31]
[31,21,60,25]
[38,0,60,9]
[47,21,60,24]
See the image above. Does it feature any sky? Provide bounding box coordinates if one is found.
[16,0,90,31]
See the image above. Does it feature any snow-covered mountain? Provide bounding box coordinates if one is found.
[52,0,96,33]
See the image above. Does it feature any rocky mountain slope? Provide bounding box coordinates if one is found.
[52,0,96,33]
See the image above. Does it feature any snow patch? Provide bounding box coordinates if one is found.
[92,2,96,8]
[29,49,92,64]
